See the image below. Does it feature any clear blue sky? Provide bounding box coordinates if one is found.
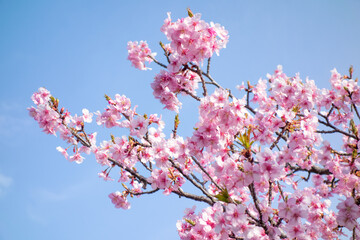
[0,1,360,239]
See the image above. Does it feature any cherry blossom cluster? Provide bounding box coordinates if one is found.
[177,203,259,240]
[30,9,360,240]
[161,11,229,72]
[29,87,64,135]
[337,197,360,231]
[29,87,94,164]
[127,40,156,70]
[109,191,131,210]
[95,93,134,128]
[151,70,200,112]
[128,11,228,112]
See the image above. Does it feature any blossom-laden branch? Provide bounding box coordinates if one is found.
[29,9,360,240]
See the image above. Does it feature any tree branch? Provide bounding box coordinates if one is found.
[173,188,213,205]
[169,158,215,204]
[148,55,167,68]
[191,156,223,191]
[318,113,357,140]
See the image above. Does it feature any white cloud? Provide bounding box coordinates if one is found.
[26,181,89,224]
[0,114,32,137]
[0,100,33,138]
[34,188,69,202]
[26,205,47,225]
[0,102,22,111]
[0,173,13,197]
[31,180,91,203]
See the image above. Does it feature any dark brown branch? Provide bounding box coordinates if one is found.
[196,67,208,97]
[159,42,170,64]
[270,125,287,150]
[169,158,215,204]
[173,188,213,205]
[317,130,337,134]
[245,208,260,224]
[268,181,273,206]
[191,156,223,191]
[190,173,207,187]
[276,181,286,202]
[318,113,357,140]
[289,165,332,176]
[331,150,352,156]
[352,104,360,121]
[148,55,167,68]
[60,118,152,187]
[327,105,335,118]
[131,188,160,196]
[108,157,151,186]
[202,71,218,88]
[345,87,360,121]
[207,58,211,75]
[180,89,201,101]
[248,183,268,234]
[245,85,256,114]
[138,157,153,172]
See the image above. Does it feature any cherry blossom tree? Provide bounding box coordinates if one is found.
[29,9,360,240]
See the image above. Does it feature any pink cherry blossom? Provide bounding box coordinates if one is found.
[336,197,360,230]
[56,146,69,160]
[127,41,156,70]
[29,9,360,240]
[69,153,84,164]
[109,191,130,209]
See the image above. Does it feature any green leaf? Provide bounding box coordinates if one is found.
[175,114,180,128]
[234,199,242,204]
[350,119,358,136]
[50,96,56,103]
[352,149,358,159]
[187,8,194,18]
[185,218,196,226]
[349,65,353,78]
[214,188,231,203]
[237,130,253,150]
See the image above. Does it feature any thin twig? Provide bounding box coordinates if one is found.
[59,115,152,187]
[196,66,208,97]
[108,157,150,186]
[207,58,211,75]
[169,158,215,204]
[180,89,201,101]
[288,165,332,176]
[191,156,223,191]
[190,173,207,187]
[331,149,352,156]
[316,130,337,134]
[173,188,213,205]
[318,113,357,140]
[248,183,268,234]
[270,125,287,150]
[245,86,256,114]
[276,181,286,202]
[131,188,160,196]
[138,157,152,172]
[268,181,273,206]
[345,88,360,121]
[148,55,167,68]
[353,103,360,121]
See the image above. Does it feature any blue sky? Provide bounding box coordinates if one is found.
[0,1,360,239]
